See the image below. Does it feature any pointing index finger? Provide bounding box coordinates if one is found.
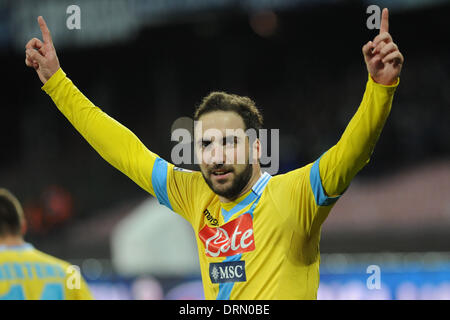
[38,16,53,44]
[380,8,389,34]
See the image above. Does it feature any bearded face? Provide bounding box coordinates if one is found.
[195,111,259,200]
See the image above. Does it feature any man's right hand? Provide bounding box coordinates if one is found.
[25,16,60,84]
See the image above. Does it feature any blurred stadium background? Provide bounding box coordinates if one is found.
[1,0,450,299]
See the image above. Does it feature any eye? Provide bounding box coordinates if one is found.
[201,140,211,148]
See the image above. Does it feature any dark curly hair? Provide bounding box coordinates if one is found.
[194,92,264,135]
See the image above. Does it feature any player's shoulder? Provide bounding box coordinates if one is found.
[28,247,72,269]
[269,162,314,185]
[171,165,209,189]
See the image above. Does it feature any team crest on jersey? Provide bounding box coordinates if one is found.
[199,213,255,257]
[209,260,246,283]
[173,166,193,173]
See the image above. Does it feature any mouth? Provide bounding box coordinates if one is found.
[210,169,233,181]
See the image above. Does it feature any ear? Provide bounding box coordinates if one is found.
[252,138,261,164]
[20,218,27,236]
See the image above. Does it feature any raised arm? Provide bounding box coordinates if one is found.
[315,8,404,201]
[25,16,159,196]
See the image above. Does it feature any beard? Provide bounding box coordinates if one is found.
[201,163,253,200]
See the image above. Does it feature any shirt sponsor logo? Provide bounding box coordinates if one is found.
[209,260,246,283]
[199,213,255,257]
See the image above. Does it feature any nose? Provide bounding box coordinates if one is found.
[209,143,225,165]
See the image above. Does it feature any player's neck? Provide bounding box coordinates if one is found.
[219,166,262,203]
[0,235,25,247]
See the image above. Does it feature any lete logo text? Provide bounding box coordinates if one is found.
[199,213,255,257]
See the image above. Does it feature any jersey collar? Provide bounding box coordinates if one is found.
[0,242,34,252]
[220,172,272,222]
[251,171,272,197]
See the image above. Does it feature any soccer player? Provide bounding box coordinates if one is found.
[0,188,93,300]
[25,9,403,299]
